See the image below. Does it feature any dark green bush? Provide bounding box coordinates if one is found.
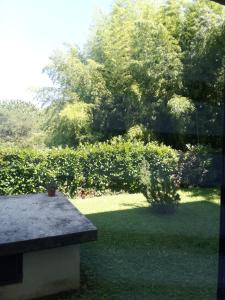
[178,144,221,187]
[0,140,178,197]
[140,158,180,214]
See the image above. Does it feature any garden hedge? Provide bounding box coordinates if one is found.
[0,140,178,197]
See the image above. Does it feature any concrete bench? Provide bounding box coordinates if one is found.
[0,192,97,300]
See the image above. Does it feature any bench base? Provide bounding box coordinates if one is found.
[0,245,80,300]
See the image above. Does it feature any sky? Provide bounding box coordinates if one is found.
[0,0,113,102]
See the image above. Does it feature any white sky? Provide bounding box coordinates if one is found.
[0,32,52,102]
[0,0,113,103]
[0,0,164,103]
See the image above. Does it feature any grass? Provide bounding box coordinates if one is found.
[45,188,220,300]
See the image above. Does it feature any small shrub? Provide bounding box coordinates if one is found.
[140,159,180,214]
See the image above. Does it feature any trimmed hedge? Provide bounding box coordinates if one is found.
[0,140,178,197]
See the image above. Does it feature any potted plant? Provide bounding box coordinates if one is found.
[46,180,57,197]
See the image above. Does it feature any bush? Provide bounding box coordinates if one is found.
[140,159,180,214]
[178,144,221,187]
[0,140,179,197]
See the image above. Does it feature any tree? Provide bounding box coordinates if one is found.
[39,0,225,149]
[0,100,45,147]
[180,0,225,147]
[44,101,95,147]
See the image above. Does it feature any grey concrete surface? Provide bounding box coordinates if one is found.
[0,192,97,255]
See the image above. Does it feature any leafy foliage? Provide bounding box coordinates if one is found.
[44,101,95,147]
[178,144,221,187]
[36,0,225,150]
[140,158,180,214]
[180,0,225,147]
[167,95,195,147]
[0,140,178,197]
[0,100,46,148]
[0,0,224,199]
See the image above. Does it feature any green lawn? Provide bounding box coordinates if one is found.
[46,188,220,300]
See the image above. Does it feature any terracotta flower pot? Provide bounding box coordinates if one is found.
[47,188,56,197]
[46,180,57,197]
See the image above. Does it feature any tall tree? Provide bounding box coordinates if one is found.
[40,0,225,149]
[180,0,225,146]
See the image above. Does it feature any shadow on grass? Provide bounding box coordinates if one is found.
[86,200,219,239]
[79,200,219,299]
[41,200,220,300]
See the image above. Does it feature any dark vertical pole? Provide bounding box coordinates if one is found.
[217,74,225,299]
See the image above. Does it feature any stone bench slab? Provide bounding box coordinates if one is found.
[0,192,97,255]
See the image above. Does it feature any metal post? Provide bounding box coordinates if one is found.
[217,74,225,299]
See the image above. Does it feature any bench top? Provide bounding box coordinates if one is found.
[0,192,97,255]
